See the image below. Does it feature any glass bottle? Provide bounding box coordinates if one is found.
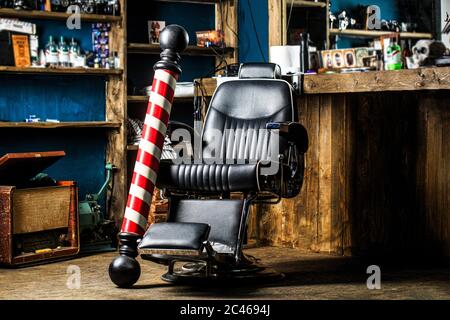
[69,38,80,67]
[58,36,70,67]
[386,38,403,70]
[45,36,59,67]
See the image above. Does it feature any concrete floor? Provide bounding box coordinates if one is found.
[0,246,449,300]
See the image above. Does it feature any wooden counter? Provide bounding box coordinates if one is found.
[252,67,450,258]
[195,69,449,258]
[303,67,450,94]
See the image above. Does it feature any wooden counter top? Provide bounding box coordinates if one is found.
[303,67,450,94]
[195,67,450,96]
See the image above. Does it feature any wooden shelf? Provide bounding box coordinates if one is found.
[194,77,217,96]
[0,8,121,23]
[330,29,433,39]
[0,66,123,76]
[0,121,122,129]
[128,95,193,104]
[292,0,327,8]
[128,43,234,57]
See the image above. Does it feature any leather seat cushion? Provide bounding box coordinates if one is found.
[157,161,259,192]
[138,222,210,251]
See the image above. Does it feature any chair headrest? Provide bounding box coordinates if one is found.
[238,63,282,79]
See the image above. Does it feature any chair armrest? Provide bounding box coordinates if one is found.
[266,121,308,153]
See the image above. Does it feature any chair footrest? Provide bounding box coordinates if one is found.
[138,222,210,252]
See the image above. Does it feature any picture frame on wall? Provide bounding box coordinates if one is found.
[148,20,166,44]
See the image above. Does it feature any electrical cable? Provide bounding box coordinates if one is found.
[218,0,226,62]
[246,0,267,62]
[224,0,239,41]
[287,0,295,32]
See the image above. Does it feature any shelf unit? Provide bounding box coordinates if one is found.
[0,121,122,129]
[290,0,327,8]
[128,95,193,104]
[329,29,432,40]
[125,0,238,155]
[0,2,128,224]
[0,66,123,76]
[128,43,235,57]
[269,0,435,49]
[0,8,122,23]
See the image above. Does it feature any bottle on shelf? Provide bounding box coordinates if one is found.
[30,35,39,67]
[108,53,115,69]
[45,35,59,67]
[386,38,403,70]
[113,51,120,69]
[58,36,70,67]
[39,49,46,66]
[376,50,384,71]
[94,56,100,69]
[69,37,80,67]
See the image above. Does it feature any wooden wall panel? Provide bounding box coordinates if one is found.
[106,0,127,225]
[297,96,320,250]
[251,90,450,258]
[350,93,418,255]
[216,0,238,66]
[314,95,333,252]
[268,0,284,47]
[330,94,354,255]
[416,93,450,257]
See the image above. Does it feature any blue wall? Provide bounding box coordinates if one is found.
[0,75,105,122]
[236,0,405,59]
[0,19,106,200]
[127,2,216,83]
[238,0,269,63]
[32,20,94,52]
[0,129,107,200]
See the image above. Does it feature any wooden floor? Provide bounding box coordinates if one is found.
[0,247,449,300]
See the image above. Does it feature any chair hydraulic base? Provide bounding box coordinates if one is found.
[136,198,286,287]
[158,257,284,285]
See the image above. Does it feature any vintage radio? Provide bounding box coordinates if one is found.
[0,151,79,267]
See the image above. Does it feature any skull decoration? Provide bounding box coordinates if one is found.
[407,40,447,69]
[407,40,432,69]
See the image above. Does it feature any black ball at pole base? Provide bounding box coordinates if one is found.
[109,255,141,288]
[109,232,141,288]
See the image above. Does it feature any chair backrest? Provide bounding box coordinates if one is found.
[201,63,294,163]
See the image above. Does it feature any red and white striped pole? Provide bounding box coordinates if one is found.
[109,25,189,288]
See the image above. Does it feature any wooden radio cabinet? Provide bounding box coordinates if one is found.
[0,151,79,266]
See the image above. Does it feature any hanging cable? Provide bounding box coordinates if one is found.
[246,0,267,62]
[287,0,295,32]
[224,1,239,41]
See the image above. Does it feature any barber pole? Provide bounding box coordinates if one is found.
[121,68,178,235]
[109,25,189,288]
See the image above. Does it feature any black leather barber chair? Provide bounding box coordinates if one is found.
[138,63,308,284]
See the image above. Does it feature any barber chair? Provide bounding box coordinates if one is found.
[114,63,308,286]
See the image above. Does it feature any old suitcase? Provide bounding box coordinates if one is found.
[0,151,79,266]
